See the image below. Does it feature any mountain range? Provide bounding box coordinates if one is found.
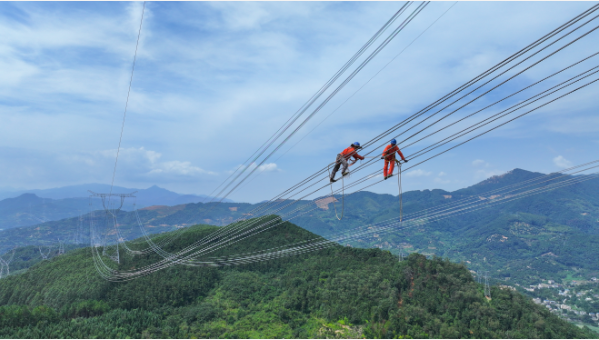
[0,184,233,230]
[1,168,598,289]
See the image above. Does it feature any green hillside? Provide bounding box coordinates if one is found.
[2,169,598,288]
[0,218,596,338]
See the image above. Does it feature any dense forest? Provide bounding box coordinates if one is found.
[0,218,596,338]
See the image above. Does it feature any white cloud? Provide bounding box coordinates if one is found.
[258,163,278,172]
[405,169,432,178]
[148,161,215,176]
[235,162,281,173]
[553,155,572,169]
[107,147,216,177]
[257,163,280,172]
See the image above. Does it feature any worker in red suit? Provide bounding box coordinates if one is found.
[382,139,407,180]
[330,142,364,183]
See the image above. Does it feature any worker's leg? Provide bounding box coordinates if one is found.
[388,159,395,175]
[340,157,349,175]
[330,154,342,180]
[384,160,390,177]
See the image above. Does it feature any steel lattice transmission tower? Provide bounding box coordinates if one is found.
[39,246,51,260]
[88,190,137,264]
[0,248,15,278]
[484,271,491,299]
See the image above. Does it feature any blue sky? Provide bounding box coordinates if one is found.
[0,1,597,203]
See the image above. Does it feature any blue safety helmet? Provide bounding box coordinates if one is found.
[390,139,397,145]
[352,142,362,149]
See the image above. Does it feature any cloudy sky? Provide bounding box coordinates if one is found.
[0,1,598,203]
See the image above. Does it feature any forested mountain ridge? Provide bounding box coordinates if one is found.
[0,219,595,338]
[2,168,598,289]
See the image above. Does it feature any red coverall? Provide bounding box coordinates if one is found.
[382,144,406,177]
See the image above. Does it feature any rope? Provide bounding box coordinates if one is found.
[327,162,344,220]
[397,160,403,222]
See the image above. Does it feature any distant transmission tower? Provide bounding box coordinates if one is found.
[39,246,51,260]
[0,249,16,278]
[484,271,491,299]
[58,239,64,255]
[88,190,136,264]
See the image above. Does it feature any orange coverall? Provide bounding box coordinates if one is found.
[382,144,406,177]
[330,146,364,181]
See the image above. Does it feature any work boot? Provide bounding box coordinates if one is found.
[330,178,336,183]
[342,171,349,176]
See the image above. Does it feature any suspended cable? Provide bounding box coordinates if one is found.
[107,2,146,205]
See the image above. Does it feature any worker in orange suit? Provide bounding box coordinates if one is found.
[330,142,364,183]
[382,139,407,180]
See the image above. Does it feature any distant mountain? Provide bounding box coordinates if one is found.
[0,184,233,230]
[0,194,89,231]
[0,183,233,203]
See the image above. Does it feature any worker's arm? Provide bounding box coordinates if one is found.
[397,149,406,161]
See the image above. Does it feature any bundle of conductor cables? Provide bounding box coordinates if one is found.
[91,3,599,280]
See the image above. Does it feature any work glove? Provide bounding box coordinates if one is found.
[404,159,408,163]
[381,157,384,160]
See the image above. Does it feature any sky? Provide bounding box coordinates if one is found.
[0,1,598,203]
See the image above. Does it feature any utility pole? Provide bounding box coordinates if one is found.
[58,238,64,255]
